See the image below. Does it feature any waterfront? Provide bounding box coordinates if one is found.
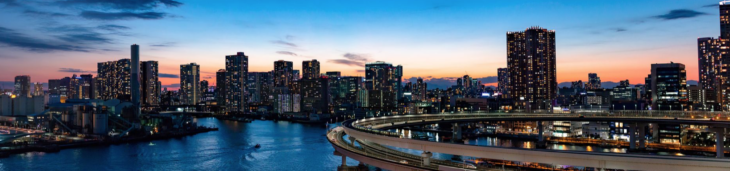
[0,118,359,170]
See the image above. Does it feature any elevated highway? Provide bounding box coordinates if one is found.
[336,112,730,171]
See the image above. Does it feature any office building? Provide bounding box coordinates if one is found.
[274,60,294,88]
[650,62,688,110]
[507,26,557,110]
[587,73,601,90]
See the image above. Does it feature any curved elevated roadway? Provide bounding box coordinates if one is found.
[337,112,730,171]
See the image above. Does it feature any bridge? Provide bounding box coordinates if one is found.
[331,112,730,171]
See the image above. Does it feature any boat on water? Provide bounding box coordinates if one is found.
[254,144,261,148]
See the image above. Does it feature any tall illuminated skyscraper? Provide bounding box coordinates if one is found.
[721,1,730,39]
[365,61,403,112]
[698,37,724,91]
[507,26,556,110]
[274,60,294,88]
[97,59,131,101]
[225,52,248,113]
[497,68,509,96]
[216,69,227,112]
[302,60,320,80]
[131,44,140,117]
[33,82,43,96]
[180,63,200,105]
[14,75,30,97]
[141,61,159,106]
[586,73,601,90]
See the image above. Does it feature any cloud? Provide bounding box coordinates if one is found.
[80,11,167,20]
[151,42,175,47]
[57,33,112,44]
[0,26,89,52]
[653,9,707,20]
[0,0,19,6]
[285,35,295,40]
[703,4,719,8]
[271,40,297,47]
[23,10,70,17]
[356,69,365,72]
[159,73,178,78]
[59,0,182,10]
[59,68,95,73]
[276,51,298,56]
[614,28,627,32]
[329,59,365,67]
[343,53,370,62]
[97,24,129,31]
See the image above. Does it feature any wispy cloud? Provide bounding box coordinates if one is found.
[0,26,89,52]
[653,9,707,20]
[23,9,70,17]
[97,24,130,31]
[276,51,298,56]
[271,40,297,47]
[159,73,179,78]
[80,11,167,20]
[343,53,370,62]
[329,59,365,67]
[59,0,182,10]
[151,42,176,47]
[59,68,94,73]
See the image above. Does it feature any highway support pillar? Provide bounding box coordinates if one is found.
[341,155,347,167]
[348,136,356,147]
[537,121,544,143]
[421,151,432,166]
[628,123,636,150]
[713,127,725,158]
[651,123,659,143]
[452,123,462,140]
[638,123,647,149]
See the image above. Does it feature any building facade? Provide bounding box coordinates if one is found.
[225,52,248,113]
[507,27,557,110]
[180,63,200,105]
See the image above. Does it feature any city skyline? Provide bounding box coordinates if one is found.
[0,0,723,90]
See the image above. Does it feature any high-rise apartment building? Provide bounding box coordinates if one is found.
[225,52,248,113]
[141,61,159,106]
[507,26,557,110]
[97,59,131,101]
[274,60,294,88]
[302,60,320,80]
[247,72,273,103]
[33,82,43,96]
[180,63,200,105]
[497,68,509,96]
[365,61,403,112]
[216,69,227,112]
[14,75,30,97]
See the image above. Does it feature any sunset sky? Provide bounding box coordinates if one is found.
[0,0,722,89]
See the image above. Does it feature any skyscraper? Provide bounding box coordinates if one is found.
[200,80,209,94]
[300,76,329,113]
[180,63,200,105]
[586,73,601,90]
[216,69,227,112]
[97,59,131,101]
[497,68,509,96]
[274,60,294,88]
[365,61,403,112]
[650,62,688,110]
[14,75,30,97]
[247,72,273,103]
[141,61,159,106]
[225,52,248,113]
[302,60,320,80]
[33,82,43,96]
[721,1,730,39]
[131,44,140,118]
[507,26,557,110]
[77,74,93,99]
